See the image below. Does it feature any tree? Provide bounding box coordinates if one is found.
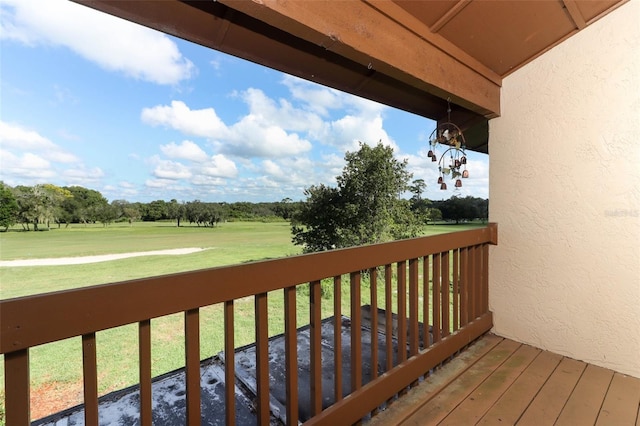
[409,179,426,201]
[291,184,343,252]
[63,186,109,224]
[434,195,487,224]
[167,199,184,227]
[274,197,296,221]
[13,185,38,230]
[292,142,418,252]
[142,200,168,221]
[0,183,19,230]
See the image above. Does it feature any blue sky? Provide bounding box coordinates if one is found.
[0,0,488,203]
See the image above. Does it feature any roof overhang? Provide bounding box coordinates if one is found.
[73,0,627,153]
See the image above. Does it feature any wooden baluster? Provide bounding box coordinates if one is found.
[369,268,379,380]
[468,245,476,320]
[369,267,380,415]
[396,260,407,364]
[82,333,99,426]
[475,245,483,317]
[224,301,235,426]
[408,258,419,356]
[284,286,298,425]
[255,293,270,425]
[460,247,469,326]
[423,255,431,352]
[139,320,152,426]
[441,252,450,338]
[310,280,322,417]
[333,275,343,402]
[452,249,460,332]
[350,271,362,392]
[384,264,393,373]
[185,309,201,425]
[483,243,490,313]
[5,349,30,426]
[432,253,441,344]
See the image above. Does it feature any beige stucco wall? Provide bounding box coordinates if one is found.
[489,1,640,378]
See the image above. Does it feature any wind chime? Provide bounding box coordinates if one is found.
[427,99,469,190]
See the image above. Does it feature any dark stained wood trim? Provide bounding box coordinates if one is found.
[1,227,497,353]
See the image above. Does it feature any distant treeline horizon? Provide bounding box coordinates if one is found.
[1,182,488,230]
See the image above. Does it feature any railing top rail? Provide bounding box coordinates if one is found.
[1,224,497,354]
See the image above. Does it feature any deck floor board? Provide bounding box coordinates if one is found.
[440,344,540,425]
[367,334,640,426]
[595,372,640,426]
[401,339,521,425]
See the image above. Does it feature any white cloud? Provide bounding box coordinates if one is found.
[241,88,324,133]
[160,140,209,162]
[142,99,312,158]
[319,114,398,153]
[0,0,194,85]
[281,75,344,116]
[198,154,237,178]
[142,101,227,138]
[190,175,226,186]
[153,159,192,180]
[0,121,78,163]
[62,166,105,185]
[0,150,54,181]
[225,116,312,157]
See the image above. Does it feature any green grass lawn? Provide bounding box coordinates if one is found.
[0,220,484,422]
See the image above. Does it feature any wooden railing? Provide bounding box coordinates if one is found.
[1,224,497,425]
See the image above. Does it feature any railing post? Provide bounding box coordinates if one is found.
[139,320,152,426]
[310,280,322,417]
[350,271,362,392]
[5,349,30,426]
[255,293,270,425]
[396,260,407,363]
[333,275,343,402]
[408,258,419,357]
[224,301,235,426]
[284,286,299,425]
[82,333,99,426]
[185,309,201,425]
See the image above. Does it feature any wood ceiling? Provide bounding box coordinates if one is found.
[75,0,627,153]
[392,0,625,77]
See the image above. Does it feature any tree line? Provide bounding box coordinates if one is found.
[0,145,487,234]
[0,183,302,231]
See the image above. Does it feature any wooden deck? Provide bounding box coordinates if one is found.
[368,334,640,426]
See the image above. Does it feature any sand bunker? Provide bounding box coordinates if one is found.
[0,248,207,267]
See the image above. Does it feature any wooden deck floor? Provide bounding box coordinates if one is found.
[368,334,640,426]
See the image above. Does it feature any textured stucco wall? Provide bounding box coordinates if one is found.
[489,1,640,378]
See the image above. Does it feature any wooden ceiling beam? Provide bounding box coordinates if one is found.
[220,0,500,118]
[430,0,472,33]
[563,0,587,29]
[365,0,501,86]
